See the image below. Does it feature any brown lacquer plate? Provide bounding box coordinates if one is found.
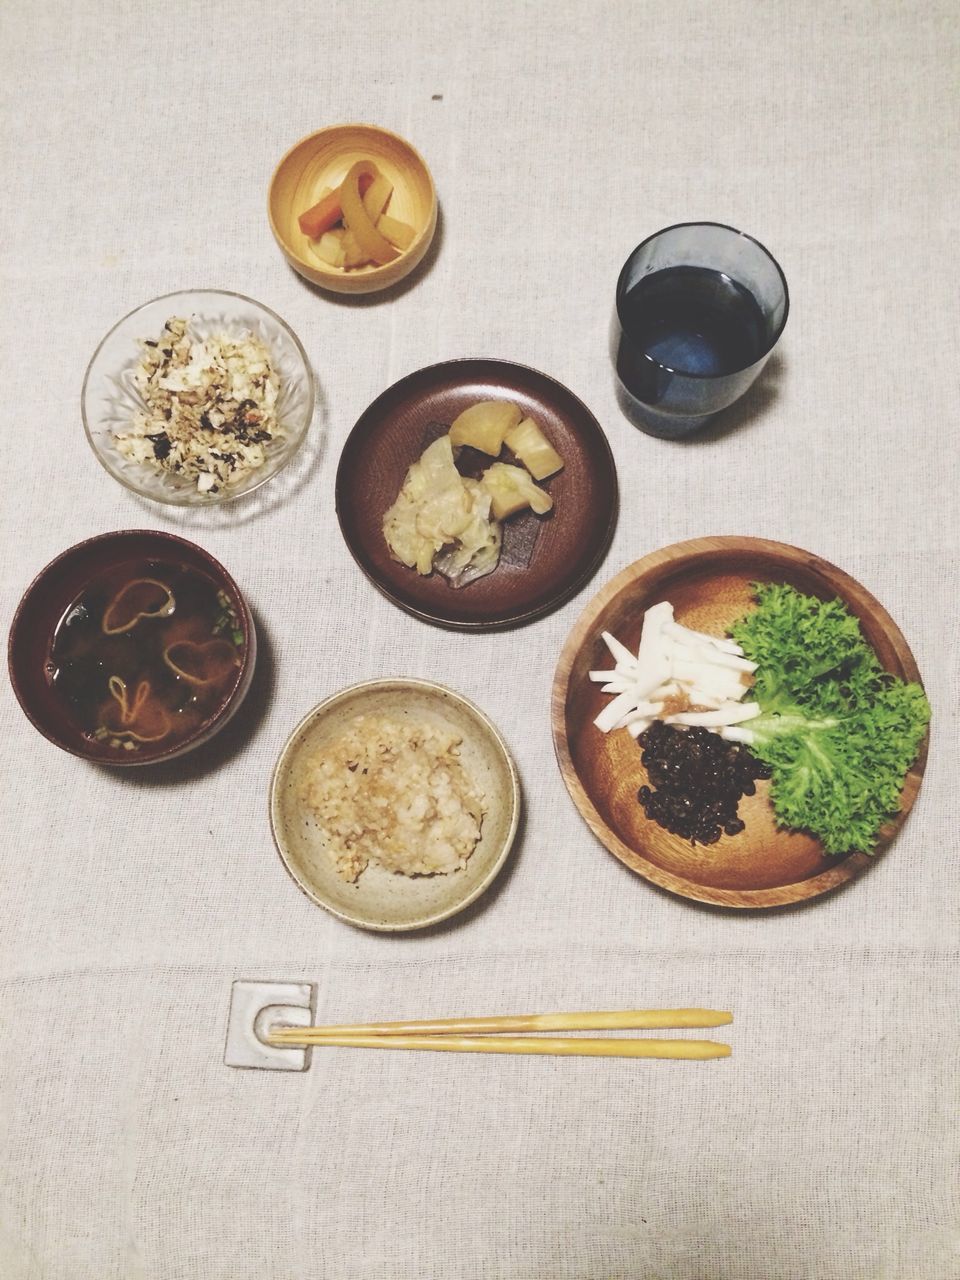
[336,359,618,629]
[552,537,929,908]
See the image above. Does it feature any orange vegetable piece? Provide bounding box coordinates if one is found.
[339,161,399,265]
[298,171,374,239]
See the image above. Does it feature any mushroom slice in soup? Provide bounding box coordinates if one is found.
[163,638,240,687]
[102,578,175,635]
[101,676,172,742]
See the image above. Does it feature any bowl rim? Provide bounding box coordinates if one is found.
[267,122,438,286]
[614,221,790,379]
[80,288,316,507]
[8,527,256,765]
[551,535,928,909]
[269,677,521,931]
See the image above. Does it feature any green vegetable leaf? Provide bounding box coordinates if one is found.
[731,584,929,855]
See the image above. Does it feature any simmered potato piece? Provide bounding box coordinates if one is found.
[448,401,522,455]
[503,416,564,480]
[480,462,553,520]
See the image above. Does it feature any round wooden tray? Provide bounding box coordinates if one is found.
[552,536,929,908]
[336,359,618,629]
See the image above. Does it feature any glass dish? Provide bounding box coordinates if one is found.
[82,289,315,506]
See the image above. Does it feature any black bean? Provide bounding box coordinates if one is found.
[635,722,768,846]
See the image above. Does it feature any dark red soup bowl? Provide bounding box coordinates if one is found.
[8,530,257,766]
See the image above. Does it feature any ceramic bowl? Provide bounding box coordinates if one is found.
[8,529,256,765]
[82,290,314,506]
[268,123,437,294]
[270,679,520,930]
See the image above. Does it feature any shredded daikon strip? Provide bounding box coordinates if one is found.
[664,702,761,728]
[594,689,641,733]
[601,631,637,667]
[671,658,748,692]
[684,690,727,710]
[626,719,653,738]
[684,645,757,674]
[614,703,664,730]
[662,620,744,656]
[591,601,760,740]
[632,601,674,696]
[719,725,757,744]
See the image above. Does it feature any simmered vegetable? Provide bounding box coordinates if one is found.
[377,213,416,250]
[298,173,373,238]
[362,172,393,222]
[382,436,499,581]
[480,462,553,519]
[299,164,415,270]
[449,401,522,454]
[339,161,399,265]
[504,416,564,480]
[312,231,346,268]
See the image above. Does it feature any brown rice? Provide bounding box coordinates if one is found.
[298,715,485,882]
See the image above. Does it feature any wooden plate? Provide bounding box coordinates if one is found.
[552,537,929,908]
[336,359,618,629]
[269,679,520,931]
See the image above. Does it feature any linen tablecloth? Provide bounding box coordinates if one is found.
[2,3,958,1276]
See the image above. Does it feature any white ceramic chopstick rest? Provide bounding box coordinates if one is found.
[224,980,317,1071]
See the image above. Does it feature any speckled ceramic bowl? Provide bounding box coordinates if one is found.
[270,679,520,931]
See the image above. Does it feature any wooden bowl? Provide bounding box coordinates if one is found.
[336,359,618,629]
[268,123,437,294]
[8,530,256,766]
[552,537,928,908]
[269,679,520,931]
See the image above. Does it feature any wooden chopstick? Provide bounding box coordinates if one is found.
[267,1008,732,1039]
[264,1031,730,1060]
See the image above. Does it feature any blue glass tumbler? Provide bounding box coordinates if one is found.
[613,222,789,437]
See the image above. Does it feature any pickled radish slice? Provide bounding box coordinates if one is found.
[340,161,399,265]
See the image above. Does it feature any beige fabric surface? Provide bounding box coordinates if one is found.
[1,2,958,1277]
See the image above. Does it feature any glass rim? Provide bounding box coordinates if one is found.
[615,221,790,380]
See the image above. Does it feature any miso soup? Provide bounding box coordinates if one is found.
[48,559,244,755]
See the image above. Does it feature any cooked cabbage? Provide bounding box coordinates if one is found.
[382,436,502,584]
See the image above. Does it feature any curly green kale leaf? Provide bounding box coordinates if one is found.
[731,583,929,855]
